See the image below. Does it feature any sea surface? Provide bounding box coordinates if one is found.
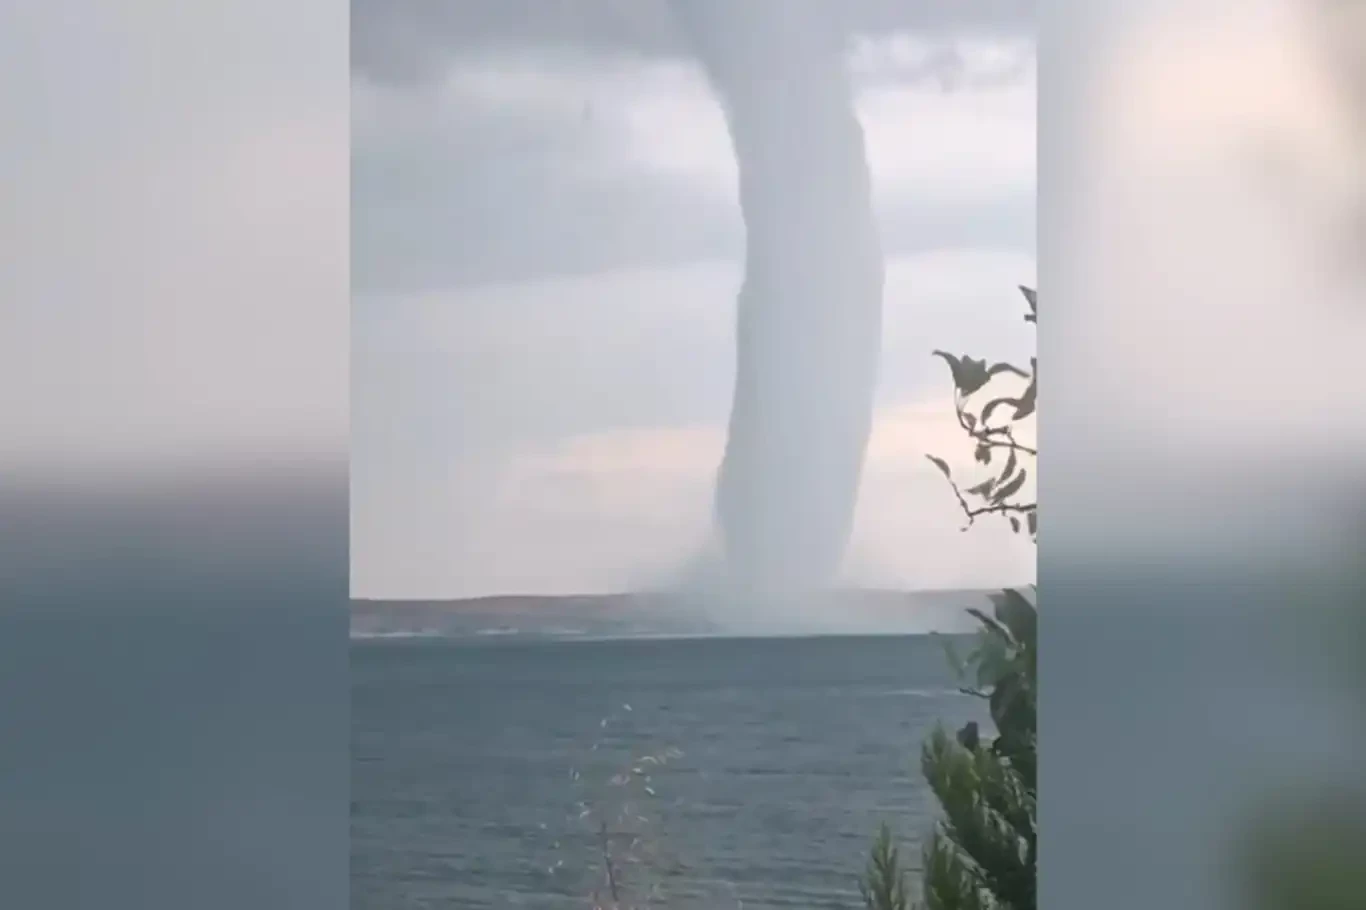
[352,633,984,910]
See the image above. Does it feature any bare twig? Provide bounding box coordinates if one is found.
[943,474,1036,532]
[965,502,1036,521]
[933,289,1038,538]
[568,716,684,909]
[600,820,621,906]
[954,396,1037,457]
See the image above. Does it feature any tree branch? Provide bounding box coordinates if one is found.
[956,399,1037,457]
[943,473,1036,531]
[965,502,1036,521]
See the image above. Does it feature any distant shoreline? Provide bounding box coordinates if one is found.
[350,587,1001,607]
[348,630,972,645]
[350,588,1003,640]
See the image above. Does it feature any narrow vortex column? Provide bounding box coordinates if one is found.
[672,0,885,599]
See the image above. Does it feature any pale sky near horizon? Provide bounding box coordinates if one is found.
[350,4,1038,599]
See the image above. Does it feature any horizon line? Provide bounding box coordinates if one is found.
[349,585,1005,604]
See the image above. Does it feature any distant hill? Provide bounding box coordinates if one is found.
[350,588,999,640]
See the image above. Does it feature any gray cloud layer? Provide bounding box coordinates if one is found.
[353,0,1035,88]
[352,36,1035,293]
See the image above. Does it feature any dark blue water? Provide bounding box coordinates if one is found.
[351,634,982,909]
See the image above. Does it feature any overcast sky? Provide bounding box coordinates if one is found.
[0,0,346,475]
[351,1,1038,598]
[3,0,1350,599]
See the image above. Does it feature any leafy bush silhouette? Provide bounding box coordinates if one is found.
[862,286,1037,910]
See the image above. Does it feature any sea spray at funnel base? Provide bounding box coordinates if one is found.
[671,0,885,600]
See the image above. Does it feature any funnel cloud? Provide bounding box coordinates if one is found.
[671,0,885,598]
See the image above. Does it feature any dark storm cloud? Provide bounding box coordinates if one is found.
[351,68,1034,292]
[350,0,1036,293]
[351,0,1035,86]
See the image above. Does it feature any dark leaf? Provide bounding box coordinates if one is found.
[925,455,952,480]
[990,588,1037,647]
[931,351,963,389]
[966,478,995,498]
[1024,313,1036,323]
[992,469,1028,504]
[956,356,992,396]
[975,444,992,465]
[933,351,992,397]
[982,397,1021,425]
[966,607,1010,641]
[964,411,977,432]
[1027,510,1037,536]
[1010,517,1021,533]
[1019,285,1037,313]
[1013,378,1036,420]
[1000,449,1018,485]
[987,361,1030,380]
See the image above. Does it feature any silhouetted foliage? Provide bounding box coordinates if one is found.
[861,824,911,910]
[916,586,1036,910]
[862,287,1038,910]
[924,286,1036,542]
